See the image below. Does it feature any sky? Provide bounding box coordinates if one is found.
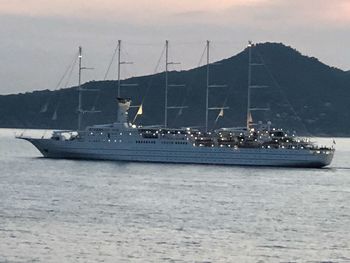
[1,0,350,94]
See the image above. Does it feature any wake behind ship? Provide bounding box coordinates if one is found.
[18,42,335,168]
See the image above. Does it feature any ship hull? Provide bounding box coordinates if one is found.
[23,138,334,168]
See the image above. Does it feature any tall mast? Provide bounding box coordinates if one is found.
[78,46,83,130]
[246,41,269,130]
[247,41,252,130]
[76,46,97,130]
[117,40,121,98]
[205,40,210,132]
[163,40,185,128]
[165,40,169,128]
[116,40,136,98]
[205,41,228,131]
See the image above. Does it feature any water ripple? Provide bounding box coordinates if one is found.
[0,133,350,262]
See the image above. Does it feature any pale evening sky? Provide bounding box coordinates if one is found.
[1,0,350,94]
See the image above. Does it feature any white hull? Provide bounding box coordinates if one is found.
[24,138,334,168]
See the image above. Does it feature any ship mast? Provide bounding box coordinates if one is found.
[116,40,136,99]
[78,46,83,130]
[205,40,210,132]
[117,40,121,97]
[77,46,98,130]
[165,40,169,128]
[205,41,228,132]
[164,40,186,128]
[247,41,252,130]
[246,41,269,130]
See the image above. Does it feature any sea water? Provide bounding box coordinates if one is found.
[0,129,349,262]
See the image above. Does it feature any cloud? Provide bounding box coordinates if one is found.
[2,0,350,28]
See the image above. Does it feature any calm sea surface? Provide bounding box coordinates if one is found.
[0,129,349,262]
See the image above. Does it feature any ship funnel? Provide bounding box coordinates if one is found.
[116,97,131,124]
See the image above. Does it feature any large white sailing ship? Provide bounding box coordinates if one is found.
[18,41,335,168]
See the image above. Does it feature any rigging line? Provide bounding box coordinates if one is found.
[95,43,167,120]
[164,43,189,127]
[197,44,207,67]
[122,47,132,61]
[93,43,137,111]
[173,44,208,126]
[141,45,165,105]
[52,54,79,119]
[255,49,311,136]
[171,86,189,126]
[93,43,120,111]
[90,84,102,112]
[153,45,166,73]
[55,51,80,90]
[63,54,79,89]
[172,45,207,125]
[35,51,79,138]
[121,48,135,79]
[103,44,119,80]
[40,51,79,112]
[133,45,167,124]
[204,42,232,129]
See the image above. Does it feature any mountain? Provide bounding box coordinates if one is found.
[0,42,349,136]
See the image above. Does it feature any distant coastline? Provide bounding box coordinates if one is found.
[1,43,349,136]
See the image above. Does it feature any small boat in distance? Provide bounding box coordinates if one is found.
[17,41,335,168]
